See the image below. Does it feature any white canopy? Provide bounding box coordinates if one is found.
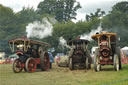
[121,46,128,51]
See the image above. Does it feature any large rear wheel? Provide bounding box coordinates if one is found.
[116,47,122,69]
[94,56,100,72]
[40,52,50,71]
[118,55,122,70]
[25,58,37,72]
[94,49,100,72]
[12,59,23,73]
[85,50,91,69]
[85,57,91,69]
[114,54,119,71]
[69,58,74,70]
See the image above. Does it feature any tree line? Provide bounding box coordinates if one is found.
[0,0,128,55]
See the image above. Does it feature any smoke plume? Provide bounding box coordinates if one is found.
[59,37,67,49]
[80,23,106,41]
[26,18,55,39]
[59,37,71,49]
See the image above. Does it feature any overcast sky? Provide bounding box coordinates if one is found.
[0,0,128,21]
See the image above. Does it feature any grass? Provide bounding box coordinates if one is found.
[0,64,128,85]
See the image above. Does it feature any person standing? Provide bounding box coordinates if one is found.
[48,52,54,69]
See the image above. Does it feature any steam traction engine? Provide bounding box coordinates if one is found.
[67,38,92,70]
[91,33,122,72]
[8,37,50,73]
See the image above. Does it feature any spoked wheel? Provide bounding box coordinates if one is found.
[69,58,74,70]
[25,58,37,72]
[85,57,91,69]
[114,54,119,71]
[12,59,23,73]
[40,52,50,71]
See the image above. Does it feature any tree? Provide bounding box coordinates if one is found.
[46,18,100,52]
[102,1,128,47]
[86,8,105,21]
[111,1,128,13]
[0,4,17,53]
[0,5,42,53]
[15,7,41,37]
[0,4,17,40]
[37,0,81,22]
[17,7,40,24]
[102,1,128,28]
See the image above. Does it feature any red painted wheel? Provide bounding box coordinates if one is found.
[12,59,23,73]
[25,58,37,72]
[40,52,50,71]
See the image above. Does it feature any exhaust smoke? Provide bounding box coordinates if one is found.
[80,23,106,41]
[26,18,55,39]
[59,37,71,49]
[59,37,67,49]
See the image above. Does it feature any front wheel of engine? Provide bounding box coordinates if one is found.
[12,59,23,73]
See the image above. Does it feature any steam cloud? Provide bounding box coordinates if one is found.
[59,37,71,49]
[80,23,106,41]
[26,18,55,39]
[59,37,67,49]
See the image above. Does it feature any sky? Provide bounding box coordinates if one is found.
[0,0,128,21]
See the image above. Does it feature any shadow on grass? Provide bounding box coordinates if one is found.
[101,67,115,71]
[98,64,128,72]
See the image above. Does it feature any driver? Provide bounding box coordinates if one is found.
[100,35,108,47]
[26,45,32,55]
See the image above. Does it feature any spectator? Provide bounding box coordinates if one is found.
[48,52,54,69]
[126,51,128,57]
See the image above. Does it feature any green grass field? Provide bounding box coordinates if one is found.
[0,64,128,85]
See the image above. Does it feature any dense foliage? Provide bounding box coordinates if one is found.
[0,1,128,56]
[102,1,128,47]
[37,0,81,22]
